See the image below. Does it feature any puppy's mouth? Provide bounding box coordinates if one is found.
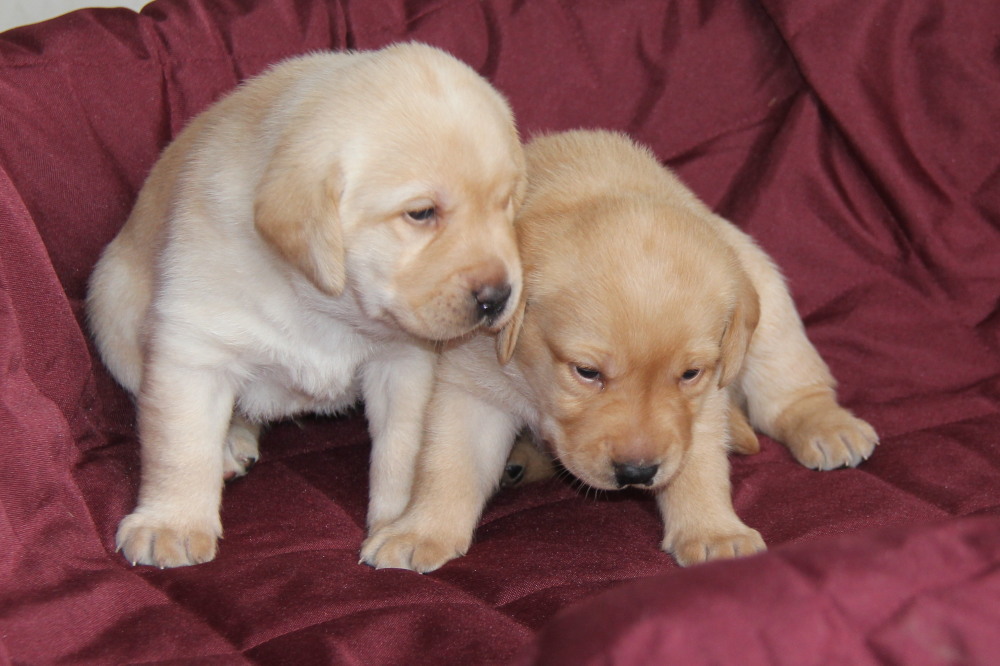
[383,294,510,342]
[554,452,665,492]
[554,444,678,493]
[383,278,515,341]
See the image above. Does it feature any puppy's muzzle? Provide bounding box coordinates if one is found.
[613,461,659,488]
[474,283,512,326]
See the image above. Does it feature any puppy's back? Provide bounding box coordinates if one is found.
[85,54,340,394]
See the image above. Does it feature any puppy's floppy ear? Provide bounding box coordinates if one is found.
[718,269,760,387]
[255,144,345,295]
[496,291,526,365]
[511,167,528,212]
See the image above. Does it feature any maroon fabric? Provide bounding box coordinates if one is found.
[1,0,997,663]
[521,517,1000,665]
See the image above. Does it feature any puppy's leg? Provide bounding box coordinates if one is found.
[728,231,878,469]
[360,382,519,573]
[223,414,260,480]
[767,389,878,470]
[659,392,765,566]
[116,361,233,567]
[743,313,878,468]
[727,396,759,456]
[362,342,437,531]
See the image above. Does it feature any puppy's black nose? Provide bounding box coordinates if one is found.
[474,283,511,323]
[613,462,659,488]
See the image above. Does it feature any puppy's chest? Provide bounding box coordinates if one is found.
[234,315,372,421]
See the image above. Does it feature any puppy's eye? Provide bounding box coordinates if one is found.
[680,368,701,382]
[573,365,602,384]
[405,207,436,224]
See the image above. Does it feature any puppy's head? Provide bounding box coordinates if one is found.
[507,167,758,492]
[255,43,525,341]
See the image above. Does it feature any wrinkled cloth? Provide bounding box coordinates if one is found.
[0,0,997,663]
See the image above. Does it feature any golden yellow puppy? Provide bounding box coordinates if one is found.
[87,43,525,568]
[362,130,878,570]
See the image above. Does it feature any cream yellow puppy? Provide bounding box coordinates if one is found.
[87,43,525,568]
[362,130,878,570]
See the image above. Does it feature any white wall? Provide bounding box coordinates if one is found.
[0,0,149,33]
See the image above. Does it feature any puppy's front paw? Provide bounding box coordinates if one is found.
[665,525,766,567]
[779,401,879,470]
[116,512,221,568]
[361,522,471,573]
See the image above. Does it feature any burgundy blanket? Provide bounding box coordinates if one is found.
[2,0,998,663]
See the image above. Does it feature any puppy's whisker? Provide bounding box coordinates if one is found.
[550,455,579,487]
[564,472,593,501]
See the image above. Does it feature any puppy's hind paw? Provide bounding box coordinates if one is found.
[116,512,221,568]
[223,416,261,481]
[500,433,556,488]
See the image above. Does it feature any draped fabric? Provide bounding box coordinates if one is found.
[1,0,998,662]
